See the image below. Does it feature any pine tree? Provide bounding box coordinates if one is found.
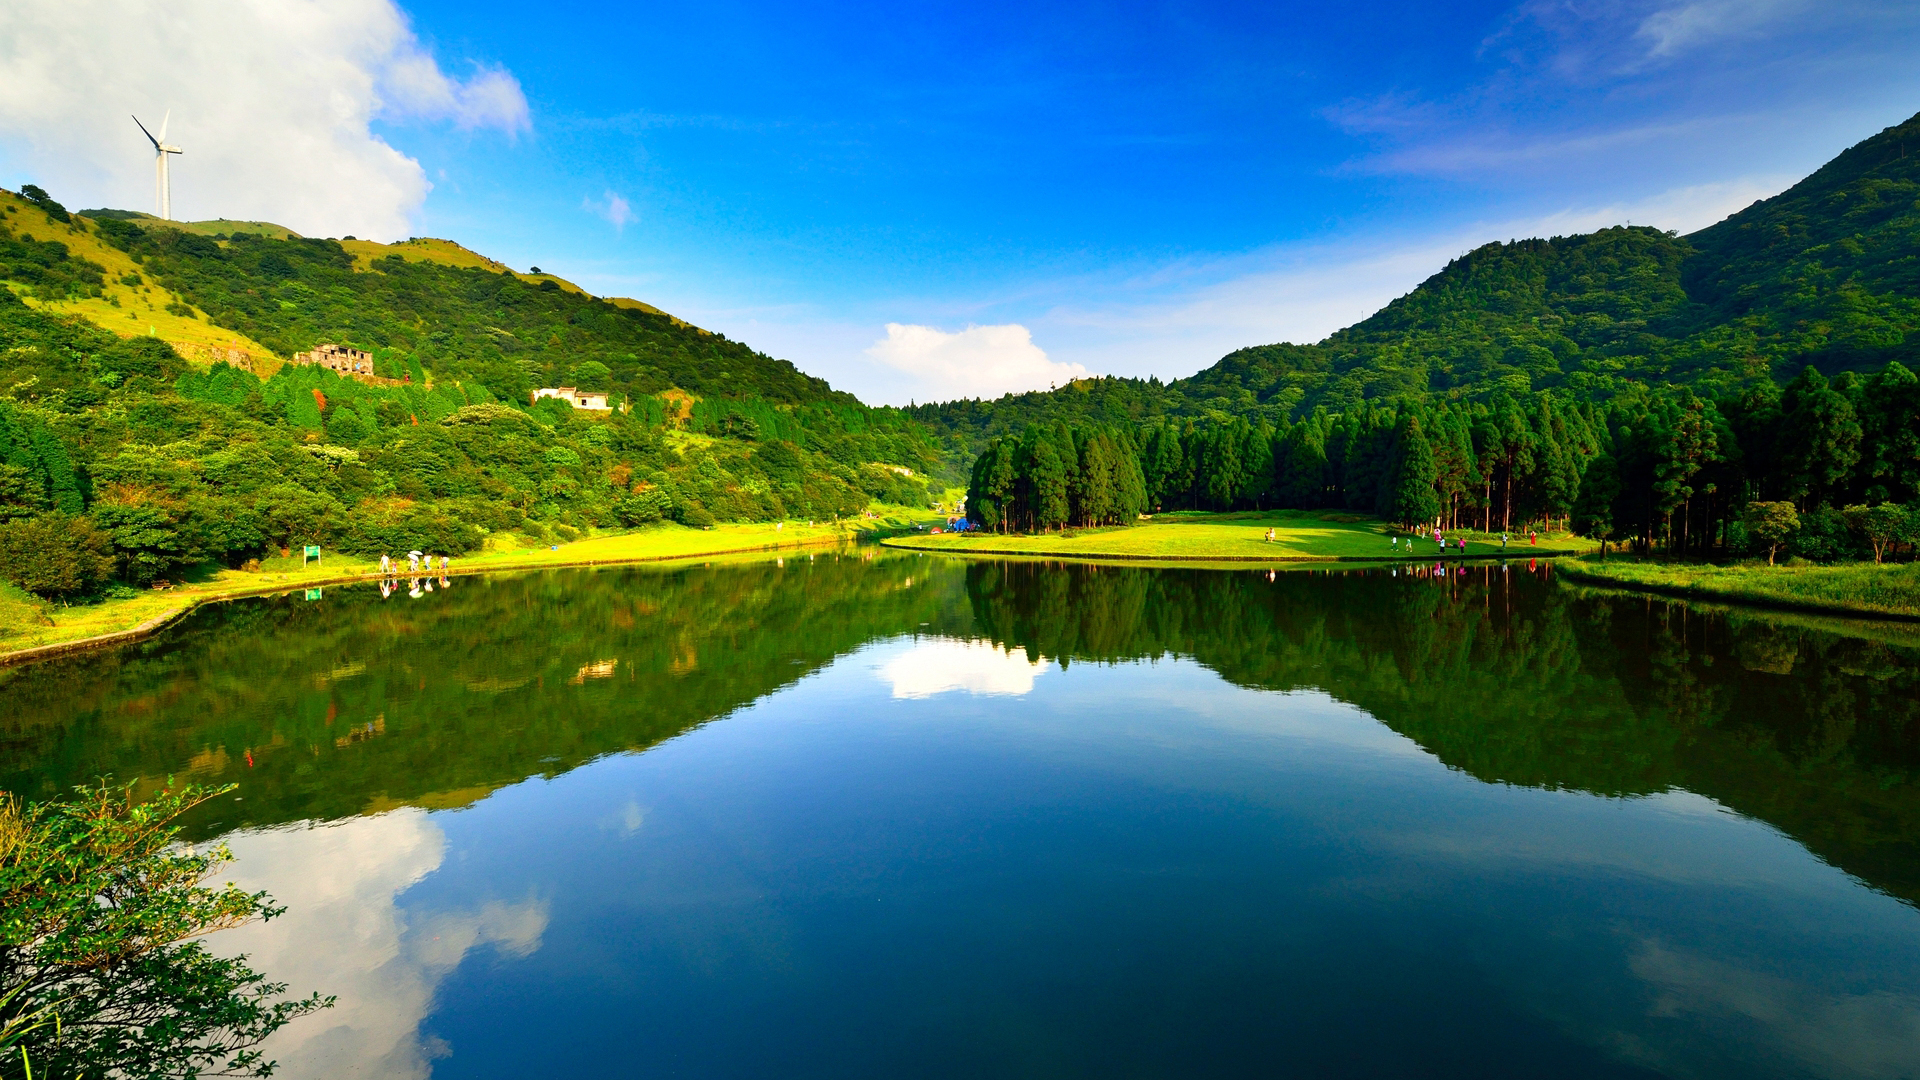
[1074,432,1117,526]
[1237,421,1275,508]
[1276,420,1326,508]
[1384,414,1441,528]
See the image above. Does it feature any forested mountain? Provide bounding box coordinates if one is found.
[917,109,1920,446]
[952,111,1920,556]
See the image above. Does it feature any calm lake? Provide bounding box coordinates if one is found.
[5,552,1920,1079]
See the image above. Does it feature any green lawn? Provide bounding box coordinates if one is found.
[884,510,1590,562]
[1,509,944,660]
[1558,558,1920,621]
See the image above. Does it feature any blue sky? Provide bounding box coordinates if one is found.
[5,0,1920,403]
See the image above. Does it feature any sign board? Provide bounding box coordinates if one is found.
[302,544,321,567]
[304,588,323,601]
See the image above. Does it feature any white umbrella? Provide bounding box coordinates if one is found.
[407,550,423,558]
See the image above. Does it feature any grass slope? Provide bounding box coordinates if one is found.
[0,509,943,660]
[883,510,1589,561]
[2,190,277,359]
[1558,558,1920,621]
[336,239,690,325]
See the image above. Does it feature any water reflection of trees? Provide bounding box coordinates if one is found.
[964,560,1920,906]
[3,554,1916,905]
[0,554,972,838]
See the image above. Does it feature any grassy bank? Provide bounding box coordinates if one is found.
[884,510,1591,562]
[0,510,940,661]
[1557,558,1920,621]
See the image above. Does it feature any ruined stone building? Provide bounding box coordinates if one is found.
[292,343,374,375]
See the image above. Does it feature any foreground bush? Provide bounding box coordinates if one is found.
[0,782,329,1078]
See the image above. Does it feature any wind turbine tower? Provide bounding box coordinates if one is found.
[132,113,183,220]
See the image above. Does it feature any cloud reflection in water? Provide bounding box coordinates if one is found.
[209,810,547,1080]
[877,637,1051,699]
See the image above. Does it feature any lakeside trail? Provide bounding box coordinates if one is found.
[883,510,1591,563]
[0,515,937,666]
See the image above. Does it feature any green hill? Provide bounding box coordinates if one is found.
[0,186,948,606]
[1184,111,1920,416]
[915,110,1920,444]
[925,112,1920,558]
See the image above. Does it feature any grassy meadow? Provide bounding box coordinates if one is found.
[884,510,1591,562]
[1558,558,1920,621]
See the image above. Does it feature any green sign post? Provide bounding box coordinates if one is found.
[302,544,321,566]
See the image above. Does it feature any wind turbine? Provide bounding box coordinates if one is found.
[132,113,182,220]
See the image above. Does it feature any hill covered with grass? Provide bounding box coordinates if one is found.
[0,186,950,613]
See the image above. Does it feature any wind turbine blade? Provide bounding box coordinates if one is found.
[133,115,160,150]
[158,109,170,143]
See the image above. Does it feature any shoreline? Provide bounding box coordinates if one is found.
[0,528,866,668]
[880,538,1563,563]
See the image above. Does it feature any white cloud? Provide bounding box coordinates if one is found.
[866,322,1087,401]
[210,810,549,1080]
[0,0,529,240]
[880,638,1051,699]
[584,189,634,231]
[1635,0,1817,59]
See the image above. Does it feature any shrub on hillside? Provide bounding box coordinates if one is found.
[0,513,114,599]
[616,487,672,526]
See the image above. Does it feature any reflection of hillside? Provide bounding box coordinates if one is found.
[0,554,971,838]
[964,562,1920,906]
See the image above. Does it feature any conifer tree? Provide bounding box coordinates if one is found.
[1276,419,1326,508]
[1383,414,1441,528]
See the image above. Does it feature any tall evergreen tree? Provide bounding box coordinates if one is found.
[1275,419,1327,508]
[1383,414,1441,528]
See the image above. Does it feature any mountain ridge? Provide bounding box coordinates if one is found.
[912,109,1920,451]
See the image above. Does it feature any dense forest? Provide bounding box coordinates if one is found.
[969,362,1919,563]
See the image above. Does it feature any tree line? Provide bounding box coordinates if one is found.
[964,422,1149,531]
[964,361,1920,562]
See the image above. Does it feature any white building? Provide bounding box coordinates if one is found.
[531,386,611,411]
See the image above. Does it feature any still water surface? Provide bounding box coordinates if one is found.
[5,553,1920,1078]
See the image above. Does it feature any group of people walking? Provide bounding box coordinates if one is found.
[1386,529,1536,554]
[375,550,451,600]
[378,551,449,575]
